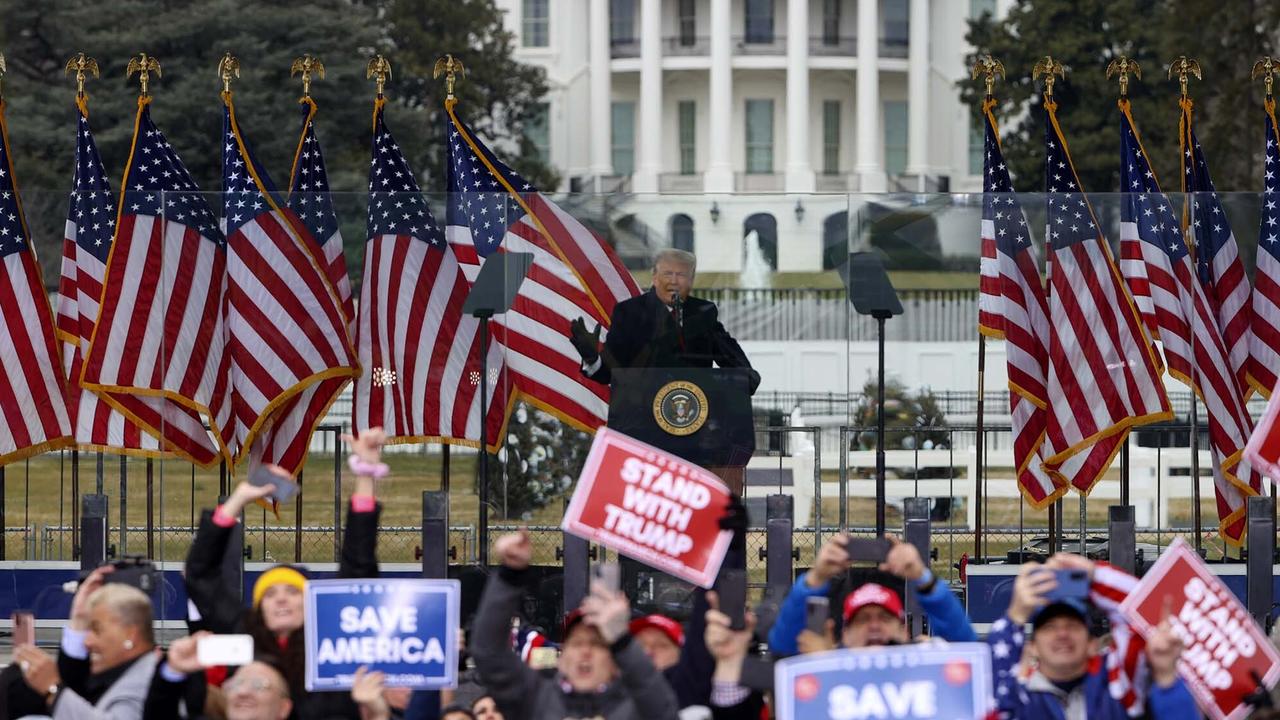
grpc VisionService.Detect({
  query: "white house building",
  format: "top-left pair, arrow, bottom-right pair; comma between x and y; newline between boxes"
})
494,0 -> 1011,274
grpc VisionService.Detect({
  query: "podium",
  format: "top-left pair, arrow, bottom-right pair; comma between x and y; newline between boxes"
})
607,367 -> 756,493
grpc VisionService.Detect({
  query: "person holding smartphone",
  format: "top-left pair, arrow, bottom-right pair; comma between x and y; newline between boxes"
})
766,533 -> 975,656
180,428 -> 390,720
988,553 -> 1198,720
472,529 -> 678,720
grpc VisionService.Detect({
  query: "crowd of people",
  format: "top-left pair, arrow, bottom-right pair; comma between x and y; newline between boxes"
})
0,428 -> 1261,719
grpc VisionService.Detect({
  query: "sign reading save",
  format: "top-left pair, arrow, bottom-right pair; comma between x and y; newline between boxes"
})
774,643 -> 994,720
562,427 -> 732,588
303,578 -> 460,691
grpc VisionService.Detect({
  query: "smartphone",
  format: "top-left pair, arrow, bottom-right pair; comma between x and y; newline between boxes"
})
805,596 -> 829,635
529,647 -> 559,670
716,568 -> 748,630
197,634 -> 255,667
248,463 -> 299,503
1042,568 -> 1091,604
846,537 -> 892,563
11,611 -> 34,646
592,561 -> 620,593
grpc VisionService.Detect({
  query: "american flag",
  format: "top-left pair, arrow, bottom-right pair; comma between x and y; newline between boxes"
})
1040,101 -> 1171,494
443,102 -> 641,433
1248,102 -> 1280,398
287,98 -> 353,326
352,100 -> 507,446
80,97 -> 233,466
221,96 -> 357,474
55,103 -> 166,456
1116,102 -> 1256,544
1181,102 -> 1252,401
0,100 -> 73,463
975,101 -> 1063,508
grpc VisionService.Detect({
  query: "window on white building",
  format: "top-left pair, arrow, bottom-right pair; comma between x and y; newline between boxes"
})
744,0 -> 774,43
970,0 -> 997,19
522,0 -> 550,47
745,99 -> 774,174
822,100 -> 841,175
883,101 -> 908,176
526,102 -> 550,163
611,101 -> 635,175
969,123 -> 985,175
881,0 -> 908,56
678,101 -> 697,175
678,0 -> 697,46
611,0 -> 636,44
822,0 -> 841,45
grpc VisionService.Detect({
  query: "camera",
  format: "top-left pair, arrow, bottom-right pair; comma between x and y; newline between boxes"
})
100,556 -> 160,593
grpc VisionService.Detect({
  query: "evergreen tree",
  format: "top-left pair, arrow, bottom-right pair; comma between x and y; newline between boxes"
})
376,0 -> 558,193
0,0 -> 555,287
482,402 -> 590,520
963,0 -> 1280,195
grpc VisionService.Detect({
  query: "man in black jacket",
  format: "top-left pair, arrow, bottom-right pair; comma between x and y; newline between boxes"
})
570,248 -> 759,394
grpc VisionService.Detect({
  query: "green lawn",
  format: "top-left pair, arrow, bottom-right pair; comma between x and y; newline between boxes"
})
2,450 -> 1232,579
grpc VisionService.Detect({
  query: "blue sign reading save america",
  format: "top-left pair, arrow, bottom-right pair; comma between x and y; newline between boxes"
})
303,578 -> 460,691
774,643 -> 994,720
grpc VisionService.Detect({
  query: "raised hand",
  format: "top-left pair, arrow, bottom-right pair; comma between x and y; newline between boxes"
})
494,529 -> 532,571
879,536 -> 925,582
569,317 -> 602,362
1008,563 -> 1057,624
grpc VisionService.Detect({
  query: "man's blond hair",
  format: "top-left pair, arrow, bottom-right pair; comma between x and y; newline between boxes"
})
88,582 -> 155,645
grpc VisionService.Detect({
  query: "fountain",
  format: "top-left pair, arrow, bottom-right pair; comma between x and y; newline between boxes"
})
740,228 -> 773,288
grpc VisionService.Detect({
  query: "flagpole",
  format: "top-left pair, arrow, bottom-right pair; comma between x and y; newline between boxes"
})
976,337 -> 985,559
970,56 -> 1004,561
1173,56 -> 1205,553
1107,58 -> 1143,508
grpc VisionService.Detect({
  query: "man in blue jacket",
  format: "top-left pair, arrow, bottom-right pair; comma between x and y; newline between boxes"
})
987,554 -> 1200,720
767,534 -> 974,655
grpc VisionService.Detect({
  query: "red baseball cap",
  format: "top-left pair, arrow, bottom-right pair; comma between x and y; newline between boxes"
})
842,583 -> 905,623
628,614 -> 685,647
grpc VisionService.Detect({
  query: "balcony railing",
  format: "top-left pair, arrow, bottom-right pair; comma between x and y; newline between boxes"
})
611,38 -> 640,58
663,35 -> 710,55
733,34 -> 787,55
659,173 -> 703,193
879,36 -> 909,58
809,35 -> 857,56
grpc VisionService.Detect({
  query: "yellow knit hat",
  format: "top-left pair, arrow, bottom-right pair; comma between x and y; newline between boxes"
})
252,566 -> 308,608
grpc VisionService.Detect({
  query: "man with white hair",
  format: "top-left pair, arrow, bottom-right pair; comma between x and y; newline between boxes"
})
571,248 -> 758,397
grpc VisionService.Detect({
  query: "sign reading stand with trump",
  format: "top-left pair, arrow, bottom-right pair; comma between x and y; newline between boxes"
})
1120,537 -> 1280,720
562,427 -> 732,588
774,644 -> 995,720
303,579 -> 460,691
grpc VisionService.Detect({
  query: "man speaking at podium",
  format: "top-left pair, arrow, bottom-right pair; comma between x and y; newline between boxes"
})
569,248 -> 760,394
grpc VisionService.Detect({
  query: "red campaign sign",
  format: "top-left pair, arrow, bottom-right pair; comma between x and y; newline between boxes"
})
562,428 -> 733,588
1120,537 -> 1280,720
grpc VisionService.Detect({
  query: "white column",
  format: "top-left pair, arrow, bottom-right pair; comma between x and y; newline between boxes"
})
703,0 -> 734,193
905,0 -> 929,181
633,0 -> 663,194
854,0 -> 886,191
589,0 -> 613,185
784,0 -> 815,193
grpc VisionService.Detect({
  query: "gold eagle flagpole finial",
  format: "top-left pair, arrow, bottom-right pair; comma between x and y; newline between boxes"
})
971,55 -> 1005,100
1106,56 -> 1142,98
1168,55 -> 1201,99
1253,56 -> 1278,100
218,52 -> 240,95
65,53 -> 101,99
1033,56 -> 1066,100
367,55 -> 392,98
127,53 -> 162,97
290,55 -> 325,99
432,54 -> 467,101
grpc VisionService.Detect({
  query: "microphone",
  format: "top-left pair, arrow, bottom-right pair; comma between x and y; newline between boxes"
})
671,294 -> 683,328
